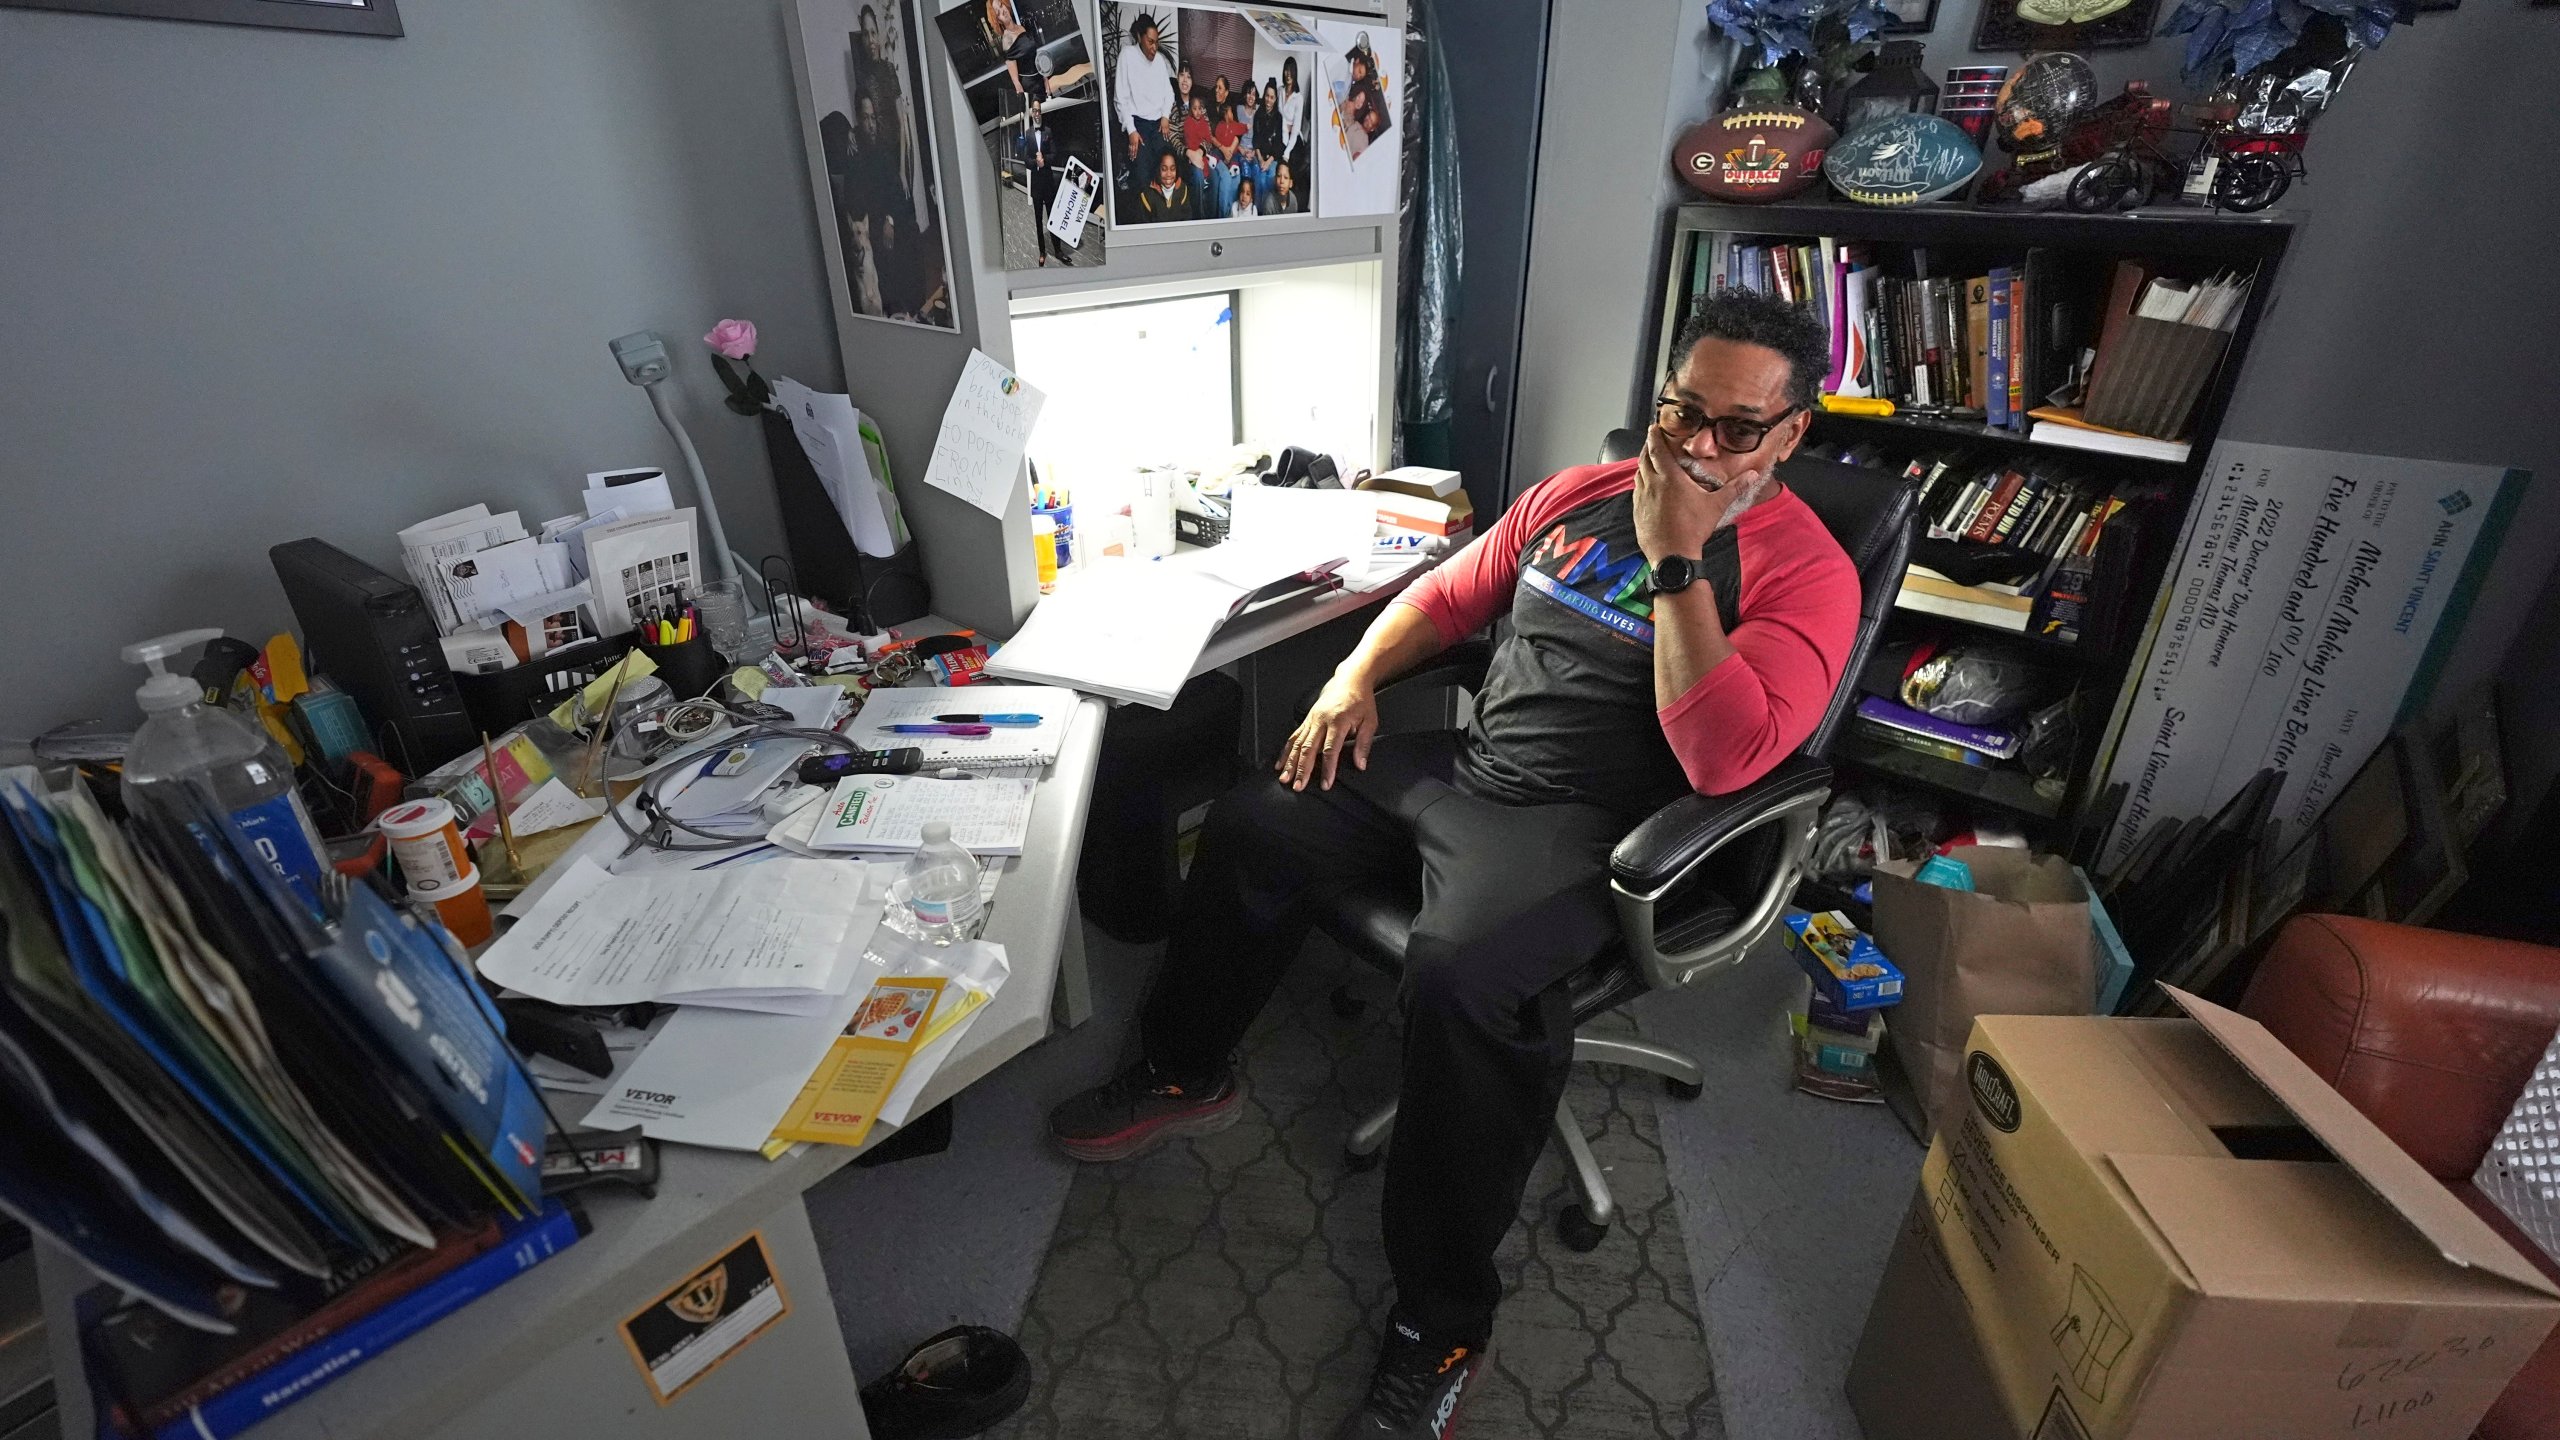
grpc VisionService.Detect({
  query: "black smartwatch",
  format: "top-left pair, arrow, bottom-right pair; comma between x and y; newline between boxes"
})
1648,554 -> 1699,595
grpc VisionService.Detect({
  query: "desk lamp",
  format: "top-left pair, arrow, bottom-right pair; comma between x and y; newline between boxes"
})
608,330 -> 749,584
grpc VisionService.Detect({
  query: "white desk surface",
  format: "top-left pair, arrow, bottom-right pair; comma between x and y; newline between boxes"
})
38,686 -> 1110,1440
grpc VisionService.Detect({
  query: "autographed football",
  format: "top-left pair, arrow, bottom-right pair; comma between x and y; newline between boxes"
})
1673,106 -> 1837,203
1824,113 -> 1983,206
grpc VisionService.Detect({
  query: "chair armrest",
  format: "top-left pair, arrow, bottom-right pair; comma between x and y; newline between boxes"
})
1611,754 -> 1831,898
1373,640 -> 1493,701
1610,754 -> 1832,992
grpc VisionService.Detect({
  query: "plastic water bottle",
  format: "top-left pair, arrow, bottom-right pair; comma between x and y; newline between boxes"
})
121,629 -> 329,910
889,821 -> 985,945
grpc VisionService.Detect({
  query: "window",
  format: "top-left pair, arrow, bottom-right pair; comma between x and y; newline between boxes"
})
1010,291 -> 1240,488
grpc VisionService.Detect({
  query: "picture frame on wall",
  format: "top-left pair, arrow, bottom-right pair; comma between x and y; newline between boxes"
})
1880,0 -> 1939,35
1098,4 -> 1321,228
932,0 -> 1112,272
1971,0 -> 2162,51
787,0 -> 961,332
0,0 -> 400,36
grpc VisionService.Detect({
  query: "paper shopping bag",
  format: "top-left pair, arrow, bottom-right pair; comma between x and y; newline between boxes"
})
1870,845 -> 2093,1133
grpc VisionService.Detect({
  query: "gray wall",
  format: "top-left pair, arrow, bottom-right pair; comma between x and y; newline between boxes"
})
0,0 -> 842,746
1518,0 -> 2560,828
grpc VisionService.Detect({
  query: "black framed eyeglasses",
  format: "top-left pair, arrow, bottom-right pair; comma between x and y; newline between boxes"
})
1654,395 -> 1803,454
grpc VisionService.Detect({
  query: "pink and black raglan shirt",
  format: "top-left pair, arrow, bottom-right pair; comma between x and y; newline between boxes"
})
1394,460 -> 1862,816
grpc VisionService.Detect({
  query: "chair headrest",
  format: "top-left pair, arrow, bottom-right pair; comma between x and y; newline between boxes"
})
1597,428 -> 1644,465
1776,455 -> 1915,578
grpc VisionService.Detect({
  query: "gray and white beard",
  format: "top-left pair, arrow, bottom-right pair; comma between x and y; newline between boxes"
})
1675,458 -> 1778,530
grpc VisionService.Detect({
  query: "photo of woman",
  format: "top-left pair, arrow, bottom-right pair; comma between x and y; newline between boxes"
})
934,0 -> 1110,271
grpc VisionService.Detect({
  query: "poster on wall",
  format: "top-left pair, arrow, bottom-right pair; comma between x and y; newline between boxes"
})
1098,4 -> 1319,227
2096,441 -> 2525,870
1311,16 -> 1399,218
933,0 -> 1111,271
791,0 -> 959,331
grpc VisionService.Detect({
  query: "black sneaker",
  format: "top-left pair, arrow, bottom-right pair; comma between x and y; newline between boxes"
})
858,1325 -> 1032,1439
1337,1317 -> 1490,1438
1047,1059 -> 1242,1162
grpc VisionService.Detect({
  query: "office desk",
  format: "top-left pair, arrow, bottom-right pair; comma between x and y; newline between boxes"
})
37,694 -> 1109,1440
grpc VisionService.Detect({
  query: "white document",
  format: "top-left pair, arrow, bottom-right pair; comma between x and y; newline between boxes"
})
921,350 -> 1046,519
981,562 -> 1237,708
582,509 -> 700,636
399,505 -> 529,634
499,777 -> 606,837
541,507 -> 628,582
809,774 -> 1037,855
662,738 -> 813,823
475,856 -> 874,1006
584,469 -> 674,518
841,685 -> 1079,765
581,962 -> 877,1149
776,377 -> 903,558
1213,485 -> 1378,588
761,685 -> 847,731
440,536 -> 555,630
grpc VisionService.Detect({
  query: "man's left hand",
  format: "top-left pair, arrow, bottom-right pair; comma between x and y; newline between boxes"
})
1633,424 -> 1755,565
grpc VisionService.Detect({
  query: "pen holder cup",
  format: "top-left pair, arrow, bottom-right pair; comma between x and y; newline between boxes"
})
636,633 -> 725,699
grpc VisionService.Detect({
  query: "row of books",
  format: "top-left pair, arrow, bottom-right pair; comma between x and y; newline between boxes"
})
1692,238 -> 2080,433
1902,453 -> 2124,643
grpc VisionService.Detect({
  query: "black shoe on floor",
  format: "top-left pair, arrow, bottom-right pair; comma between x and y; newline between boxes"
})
1047,1059 -> 1242,1162
1337,1316 -> 1490,1438
858,1325 -> 1032,1439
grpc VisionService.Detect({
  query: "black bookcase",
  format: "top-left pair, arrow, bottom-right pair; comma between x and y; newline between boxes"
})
1649,201 -> 2295,844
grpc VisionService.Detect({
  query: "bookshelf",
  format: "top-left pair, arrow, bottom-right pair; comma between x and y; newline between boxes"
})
1651,201 -> 2295,841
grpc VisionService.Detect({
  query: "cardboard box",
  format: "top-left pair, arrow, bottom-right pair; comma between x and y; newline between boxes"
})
1371,465 -> 1463,498
1782,910 -> 1904,1011
1361,474 -> 1475,534
1846,988 -> 2560,1440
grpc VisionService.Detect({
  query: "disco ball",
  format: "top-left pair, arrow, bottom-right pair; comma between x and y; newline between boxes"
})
1994,52 -> 2098,159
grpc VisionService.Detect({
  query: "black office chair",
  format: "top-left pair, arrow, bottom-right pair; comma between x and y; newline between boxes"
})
1317,435 -> 1920,1250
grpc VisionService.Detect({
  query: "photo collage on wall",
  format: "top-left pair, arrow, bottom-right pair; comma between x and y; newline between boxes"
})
934,0 -> 1113,270
793,0 -> 961,329
1096,3 -> 1334,227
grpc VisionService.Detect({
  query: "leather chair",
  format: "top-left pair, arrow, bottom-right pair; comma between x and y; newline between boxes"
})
2240,914 -> 2560,1440
1318,437 -> 1920,1250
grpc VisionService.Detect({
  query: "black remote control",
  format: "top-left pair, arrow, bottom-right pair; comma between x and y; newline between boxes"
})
797,748 -> 926,784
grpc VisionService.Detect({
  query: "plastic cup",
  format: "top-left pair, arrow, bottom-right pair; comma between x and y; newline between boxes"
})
693,579 -> 750,661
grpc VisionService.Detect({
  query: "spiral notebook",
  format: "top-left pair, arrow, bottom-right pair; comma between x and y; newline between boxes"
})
842,685 -> 1079,768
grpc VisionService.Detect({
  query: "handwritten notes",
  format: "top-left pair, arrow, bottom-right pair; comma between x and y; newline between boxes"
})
920,349 -> 1046,518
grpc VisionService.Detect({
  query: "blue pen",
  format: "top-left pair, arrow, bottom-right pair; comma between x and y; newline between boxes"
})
931,713 -> 1040,726
889,723 -> 993,736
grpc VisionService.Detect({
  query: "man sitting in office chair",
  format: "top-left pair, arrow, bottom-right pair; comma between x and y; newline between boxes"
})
1050,288 -> 1861,1437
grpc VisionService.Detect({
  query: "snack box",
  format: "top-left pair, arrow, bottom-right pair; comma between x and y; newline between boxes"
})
1782,909 -> 1904,1011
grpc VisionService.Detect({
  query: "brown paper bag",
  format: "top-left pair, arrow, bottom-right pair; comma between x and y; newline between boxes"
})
1870,846 -> 2093,1131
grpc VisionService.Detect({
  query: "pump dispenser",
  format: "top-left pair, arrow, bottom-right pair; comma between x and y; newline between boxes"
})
122,629 -> 329,908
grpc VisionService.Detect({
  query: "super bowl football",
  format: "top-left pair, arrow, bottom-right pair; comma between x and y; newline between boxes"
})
1824,114 -> 1983,206
1674,106 -> 1837,203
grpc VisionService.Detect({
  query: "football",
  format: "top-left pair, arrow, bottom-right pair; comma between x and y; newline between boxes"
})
1824,114 -> 1983,206
1672,106 -> 1837,203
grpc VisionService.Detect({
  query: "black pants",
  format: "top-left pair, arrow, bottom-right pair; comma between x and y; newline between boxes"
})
1027,168 -> 1066,260
1140,732 -> 1623,1344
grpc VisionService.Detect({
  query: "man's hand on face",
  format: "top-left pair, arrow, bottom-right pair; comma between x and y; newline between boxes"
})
1633,423 -> 1757,566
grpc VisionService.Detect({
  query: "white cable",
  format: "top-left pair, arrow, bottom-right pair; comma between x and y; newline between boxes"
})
643,379 -> 739,586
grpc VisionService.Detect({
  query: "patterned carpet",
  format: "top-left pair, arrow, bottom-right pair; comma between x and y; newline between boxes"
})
987,941 -> 1723,1439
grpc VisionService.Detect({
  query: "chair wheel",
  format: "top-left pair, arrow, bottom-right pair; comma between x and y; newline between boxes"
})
1664,1076 -> 1704,1101
1343,1146 -> 1383,1173
1558,1205 -> 1608,1253
1329,986 -> 1365,1019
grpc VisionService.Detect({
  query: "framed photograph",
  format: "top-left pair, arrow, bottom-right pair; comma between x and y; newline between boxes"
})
934,0 -> 1111,271
789,0 -> 960,331
1099,4 -> 1318,227
1971,0 -> 2162,51
1880,0 -> 1940,34
0,0 -> 399,35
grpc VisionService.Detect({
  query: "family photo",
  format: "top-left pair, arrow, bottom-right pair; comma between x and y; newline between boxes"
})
795,0 -> 958,329
934,0 -> 1111,270
1099,4 -> 1316,227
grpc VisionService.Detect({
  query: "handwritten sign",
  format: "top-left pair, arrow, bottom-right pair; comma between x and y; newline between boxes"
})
920,349 -> 1047,519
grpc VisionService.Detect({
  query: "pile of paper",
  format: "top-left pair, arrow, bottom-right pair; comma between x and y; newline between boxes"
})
775,378 -> 905,558
475,856 -> 876,1015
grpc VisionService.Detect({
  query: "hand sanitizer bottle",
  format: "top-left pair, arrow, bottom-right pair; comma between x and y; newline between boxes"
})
121,629 -> 329,909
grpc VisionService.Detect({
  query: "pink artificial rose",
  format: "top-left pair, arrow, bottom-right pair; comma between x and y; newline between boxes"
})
704,319 -> 758,360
